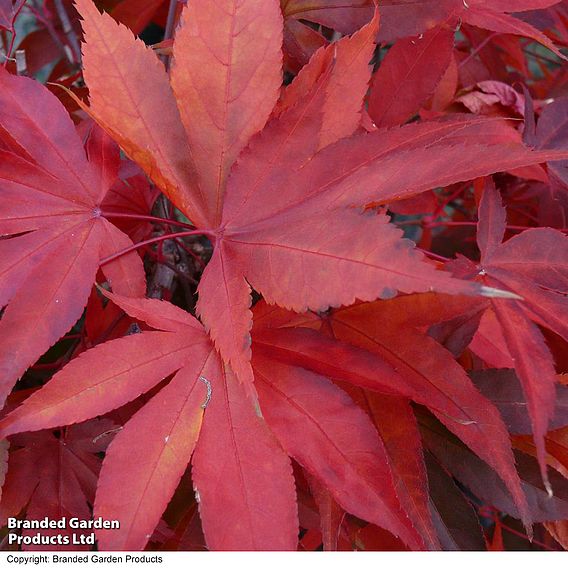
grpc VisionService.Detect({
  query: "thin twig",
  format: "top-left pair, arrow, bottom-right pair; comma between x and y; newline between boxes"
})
2,0 -> 27,67
459,32 -> 500,69
431,182 -> 470,220
146,249 -> 198,285
419,248 -> 451,263
523,47 -> 562,67
147,196 -> 181,299
174,238 -> 206,269
162,0 -> 180,69
397,218 -> 568,234
100,229 -> 211,267
103,211 -> 195,230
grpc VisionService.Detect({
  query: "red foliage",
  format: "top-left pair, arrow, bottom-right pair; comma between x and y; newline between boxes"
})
0,0 -> 568,552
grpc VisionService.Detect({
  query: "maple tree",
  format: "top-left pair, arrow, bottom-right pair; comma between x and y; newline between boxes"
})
0,0 -> 568,552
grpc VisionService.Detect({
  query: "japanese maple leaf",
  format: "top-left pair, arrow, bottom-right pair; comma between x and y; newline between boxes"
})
282,0 -> 567,54
424,453 -> 486,550
367,23 -> 456,128
450,179 -> 568,494
471,369 -> 568,436
0,68 -> 146,408
251,294 -> 532,530
0,419 -> 116,550
511,376 -> 568,485
533,97 -> 568,188
73,0 -> 566,393
421,413 -> 568,527
0,292 -> 427,551
338,388 -> 440,549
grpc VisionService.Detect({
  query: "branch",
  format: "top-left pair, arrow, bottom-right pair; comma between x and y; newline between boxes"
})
162,0 -> 182,69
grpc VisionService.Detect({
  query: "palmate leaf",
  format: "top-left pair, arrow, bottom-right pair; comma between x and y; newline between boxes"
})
2,0 -> 568,552
449,181 -> 568,493
71,0 -> 568,394
251,297 -> 531,529
0,68 -> 145,408
0,419 -> 116,551
0,292 -> 429,550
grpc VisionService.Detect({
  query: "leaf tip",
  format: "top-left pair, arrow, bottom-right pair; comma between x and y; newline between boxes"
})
479,286 -> 523,300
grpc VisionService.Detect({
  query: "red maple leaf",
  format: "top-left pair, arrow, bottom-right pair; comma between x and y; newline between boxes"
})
462,180 -> 568,494
1,0 -> 568,553
0,69 -> 146,407
283,0 -> 567,54
0,291 -> 432,550
69,0 -> 567,395
0,418 -> 116,550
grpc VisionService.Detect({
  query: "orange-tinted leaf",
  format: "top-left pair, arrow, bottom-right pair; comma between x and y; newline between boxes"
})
76,0 -> 567,393
171,0 -> 283,225
75,0 -> 205,225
